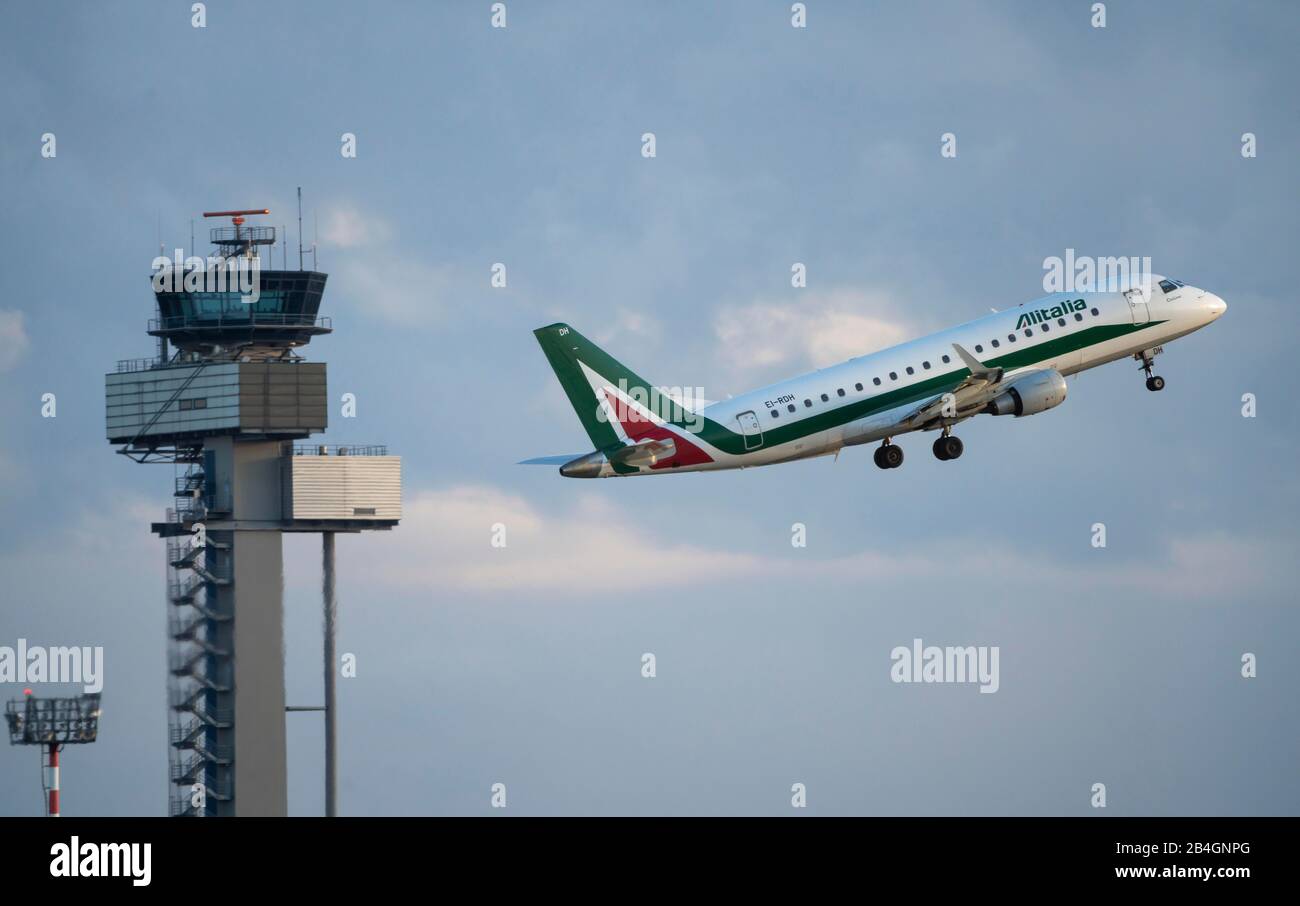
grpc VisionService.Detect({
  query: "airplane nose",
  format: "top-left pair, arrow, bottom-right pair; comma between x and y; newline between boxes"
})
1206,293 -> 1227,319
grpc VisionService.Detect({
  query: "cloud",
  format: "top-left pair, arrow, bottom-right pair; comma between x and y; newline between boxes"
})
329,255 -> 458,326
343,483 -> 1285,603
0,309 -> 29,372
310,202 -> 463,325
0,493 -> 162,629
813,532 -> 1286,603
713,288 -> 918,384
348,484 -> 762,593
319,204 -> 395,249
593,309 -> 661,348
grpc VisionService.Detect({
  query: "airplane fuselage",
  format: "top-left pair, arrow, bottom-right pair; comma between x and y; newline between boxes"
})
536,278 -> 1226,477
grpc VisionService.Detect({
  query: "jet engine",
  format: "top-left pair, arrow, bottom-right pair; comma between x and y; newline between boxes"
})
984,369 -> 1067,417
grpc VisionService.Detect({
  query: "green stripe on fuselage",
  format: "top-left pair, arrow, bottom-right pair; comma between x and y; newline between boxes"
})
687,319 -> 1167,455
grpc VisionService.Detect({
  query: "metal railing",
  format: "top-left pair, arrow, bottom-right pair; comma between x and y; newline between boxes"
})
287,443 -> 388,457
148,313 -> 331,332
167,566 -> 231,604
210,225 -> 275,245
115,357 -> 165,373
174,472 -> 206,495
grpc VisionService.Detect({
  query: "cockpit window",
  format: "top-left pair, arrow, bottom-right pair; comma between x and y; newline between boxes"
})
1158,279 -> 1179,294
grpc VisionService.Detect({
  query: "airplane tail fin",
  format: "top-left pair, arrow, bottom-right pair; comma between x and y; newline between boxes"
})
532,322 -> 679,451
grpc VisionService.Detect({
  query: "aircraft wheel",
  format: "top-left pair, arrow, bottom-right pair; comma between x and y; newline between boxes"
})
934,435 -> 963,460
1146,375 -> 1165,392
881,444 -> 904,469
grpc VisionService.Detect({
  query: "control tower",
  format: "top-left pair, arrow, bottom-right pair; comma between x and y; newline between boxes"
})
106,207 -> 400,816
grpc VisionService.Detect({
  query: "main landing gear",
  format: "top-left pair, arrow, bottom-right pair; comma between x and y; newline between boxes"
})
873,440 -> 904,469
932,432 -> 964,461
1137,348 -> 1165,392
875,430 -> 966,468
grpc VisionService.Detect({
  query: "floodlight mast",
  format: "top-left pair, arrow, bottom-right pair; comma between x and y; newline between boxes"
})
5,691 -> 103,817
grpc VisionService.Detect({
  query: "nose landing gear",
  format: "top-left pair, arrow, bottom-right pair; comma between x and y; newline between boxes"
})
1137,348 -> 1165,392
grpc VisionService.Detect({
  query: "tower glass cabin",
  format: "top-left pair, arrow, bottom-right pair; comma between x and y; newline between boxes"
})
106,213 -> 400,816
150,222 -> 331,355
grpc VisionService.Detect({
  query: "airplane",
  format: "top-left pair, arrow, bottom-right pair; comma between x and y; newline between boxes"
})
524,275 -> 1226,478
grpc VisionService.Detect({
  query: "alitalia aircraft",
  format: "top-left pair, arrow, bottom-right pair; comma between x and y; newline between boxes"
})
525,276 -> 1226,477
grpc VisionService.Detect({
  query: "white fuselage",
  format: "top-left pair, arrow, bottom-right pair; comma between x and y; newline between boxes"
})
596,279 -> 1225,476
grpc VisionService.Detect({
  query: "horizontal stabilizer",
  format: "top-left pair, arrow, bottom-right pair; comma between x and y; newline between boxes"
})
519,454 -> 588,465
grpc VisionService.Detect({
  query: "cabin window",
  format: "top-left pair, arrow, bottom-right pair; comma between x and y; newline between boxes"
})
922,361 -> 931,370
820,393 -> 829,402
1057,318 -> 1066,327
804,399 -> 812,407
1023,328 -> 1032,337
974,344 -> 983,353
1091,307 -> 1100,316
1041,323 -> 1050,333
941,354 -> 951,364
787,403 -> 796,412
837,388 -> 845,397
991,339 -> 1000,348
905,366 -> 914,375
873,377 -> 881,386
1008,334 -> 1016,343
770,409 -> 778,418
855,382 -> 864,391
1074,312 -> 1083,321
889,372 -> 898,381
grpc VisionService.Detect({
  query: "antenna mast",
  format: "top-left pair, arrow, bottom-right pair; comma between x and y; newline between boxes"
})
297,187 -> 304,271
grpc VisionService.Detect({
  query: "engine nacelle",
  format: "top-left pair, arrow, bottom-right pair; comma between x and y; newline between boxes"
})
984,369 -> 1067,417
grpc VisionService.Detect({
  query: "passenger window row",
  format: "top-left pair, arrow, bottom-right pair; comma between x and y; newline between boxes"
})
767,306 -> 1102,420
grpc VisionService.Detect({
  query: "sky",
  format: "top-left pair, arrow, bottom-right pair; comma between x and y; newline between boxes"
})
0,0 -> 1297,816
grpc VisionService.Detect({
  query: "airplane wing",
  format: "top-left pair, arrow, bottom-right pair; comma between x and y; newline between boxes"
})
899,343 -> 1009,430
